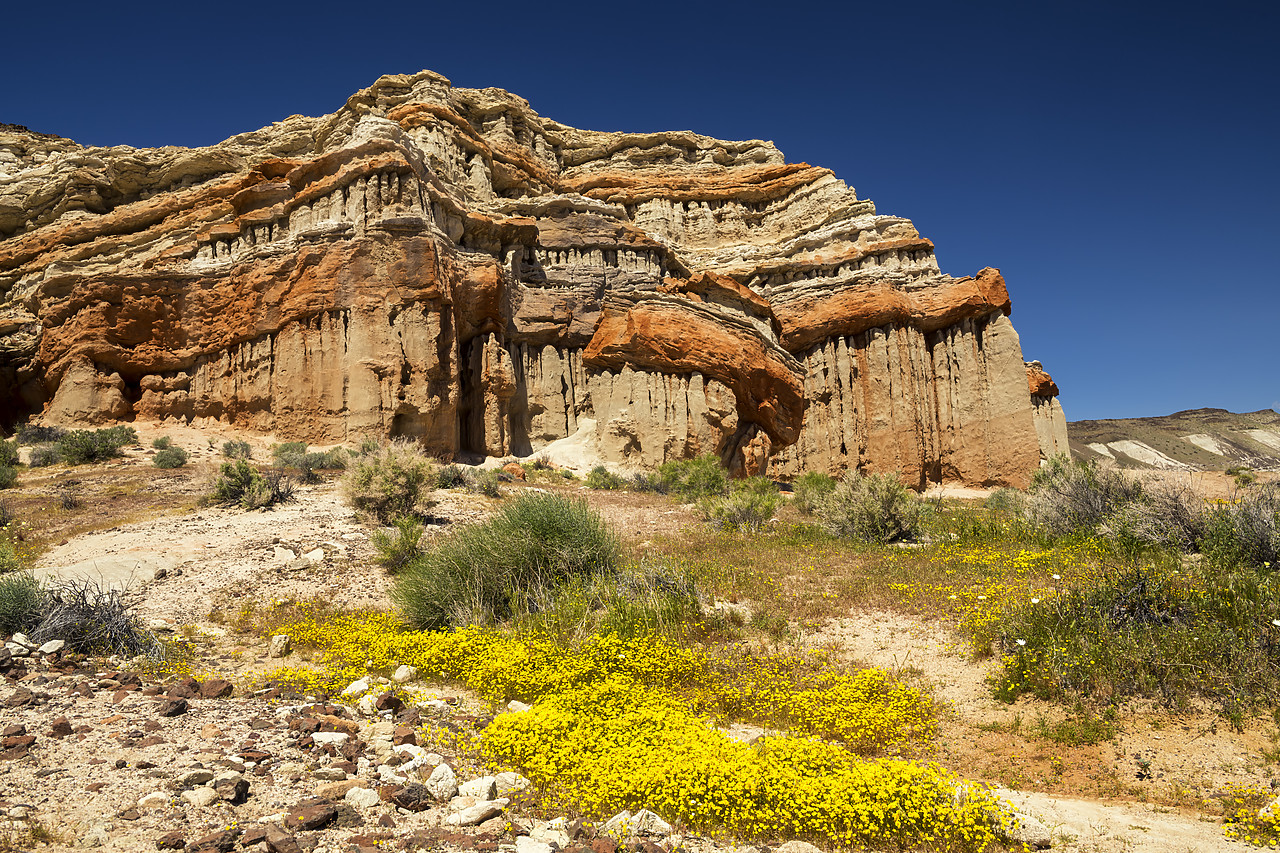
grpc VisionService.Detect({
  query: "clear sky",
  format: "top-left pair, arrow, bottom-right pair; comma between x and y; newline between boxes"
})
5,0 -> 1276,421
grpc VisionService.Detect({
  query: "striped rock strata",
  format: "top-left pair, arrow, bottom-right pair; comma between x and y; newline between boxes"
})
0,71 -> 1065,485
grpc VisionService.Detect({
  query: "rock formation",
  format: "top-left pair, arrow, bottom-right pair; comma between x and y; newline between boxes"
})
0,72 -> 1066,485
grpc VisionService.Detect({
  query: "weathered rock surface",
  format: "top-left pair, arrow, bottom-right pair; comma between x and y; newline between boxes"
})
0,70 -> 1065,485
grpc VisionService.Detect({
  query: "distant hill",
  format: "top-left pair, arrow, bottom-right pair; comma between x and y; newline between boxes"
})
1069,408 -> 1280,471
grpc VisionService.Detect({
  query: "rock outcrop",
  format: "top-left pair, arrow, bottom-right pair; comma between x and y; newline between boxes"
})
0,71 -> 1066,485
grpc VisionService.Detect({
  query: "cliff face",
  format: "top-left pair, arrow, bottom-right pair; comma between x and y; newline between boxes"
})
0,72 -> 1066,485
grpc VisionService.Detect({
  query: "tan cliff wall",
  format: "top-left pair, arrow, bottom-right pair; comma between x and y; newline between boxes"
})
0,70 -> 1064,485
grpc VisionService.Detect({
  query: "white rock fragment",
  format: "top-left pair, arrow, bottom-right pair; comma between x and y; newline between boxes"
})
424,762 -> 458,801
345,787 -> 381,809
268,634 -> 291,658
444,798 -> 507,826
632,809 -> 672,836
136,792 -> 169,810
392,744 -> 433,773
516,838 -> 556,853
37,639 -> 65,655
311,732 -> 350,747
457,775 -> 497,799
272,546 -> 296,563
496,770 -> 531,795
178,769 -> 214,786
392,664 -> 418,683
506,700 -> 532,713
302,547 -> 326,563
357,695 -> 377,716
341,677 -> 371,697
601,811 -> 633,837
181,787 -> 220,807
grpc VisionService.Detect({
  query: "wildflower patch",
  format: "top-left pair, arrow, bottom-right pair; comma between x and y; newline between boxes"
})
264,613 -> 1015,849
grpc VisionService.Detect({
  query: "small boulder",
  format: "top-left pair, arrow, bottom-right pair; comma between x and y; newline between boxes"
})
180,787 -> 220,808
423,762 -> 457,801
458,775 -> 497,799
345,787 -> 380,809
391,665 -> 417,683
284,798 -> 338,831
444,799 -> 508,827
157,698 -> 188,717
199,678 -> 234,699
268,635 -> 291,658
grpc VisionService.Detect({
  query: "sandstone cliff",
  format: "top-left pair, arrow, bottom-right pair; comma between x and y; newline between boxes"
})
0,72 -> 1066,485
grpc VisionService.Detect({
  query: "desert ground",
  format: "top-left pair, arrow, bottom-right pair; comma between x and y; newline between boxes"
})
2,421 -> 1277,853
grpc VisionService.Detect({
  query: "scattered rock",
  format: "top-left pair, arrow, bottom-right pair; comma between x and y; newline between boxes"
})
37,640 -> 65,655
138,791 -> 170,810
185,828 -> 240,853
311,731 -> 349,747
506,700 -> 532,713
345,787 -> 381,809
423,762 -> 458,801
268,635 -> 292,658
199,678 -> 234,699
391,665 -> 417,683
155,830 -> 185,850
444,799 -> 508,827
178,768 -> 215,786
341,677 -> 371,697
180,787 -> 219,807
47,716 -> 74,737
632,809 -> 673,836
458,775 -> 497,799
315,779 -> 362,799
285,798 -> 339,831
383,783 -> 437,812
212,770 -> 249,802
157,698 -> 188,717
516,838 -> 555,853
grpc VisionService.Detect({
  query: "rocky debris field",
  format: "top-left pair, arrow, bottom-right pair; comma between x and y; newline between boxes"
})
0,640 -> 706,853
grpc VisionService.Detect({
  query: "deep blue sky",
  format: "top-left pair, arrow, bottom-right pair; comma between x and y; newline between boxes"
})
5,1 -> 1277,421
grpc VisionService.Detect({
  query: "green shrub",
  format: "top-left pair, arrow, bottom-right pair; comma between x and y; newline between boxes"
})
151,436 -> 173,450
657,454 -> 728,501
793,470 -> 836,515
1023,456 -> 1143,539
271,441 -> 308,467
1203,484 -> 1280,568
372,516 -> 425,573
343,440 -> 434,524
57,426 -> 138,465
152,446 -> 188,469
0,439 -> 18,468
15,424 -> 64,445
222,439 -> 252,460
0,572 -> 43,635
211,460 -> 295,510
0,467 -> 15,490
985,487 -> 1025,514
990,562 -> 1280,712
630,472 -> 667,493
392,492 -> 621,629
467,468 -> 501,498
585,465 -> 625,490
436,464 -> 468,489
0,537 -> 19,574
706,477 -> 783,533
1227,465 -> 1258,488
818,470 -> 921,544
28,444 -> 61,467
